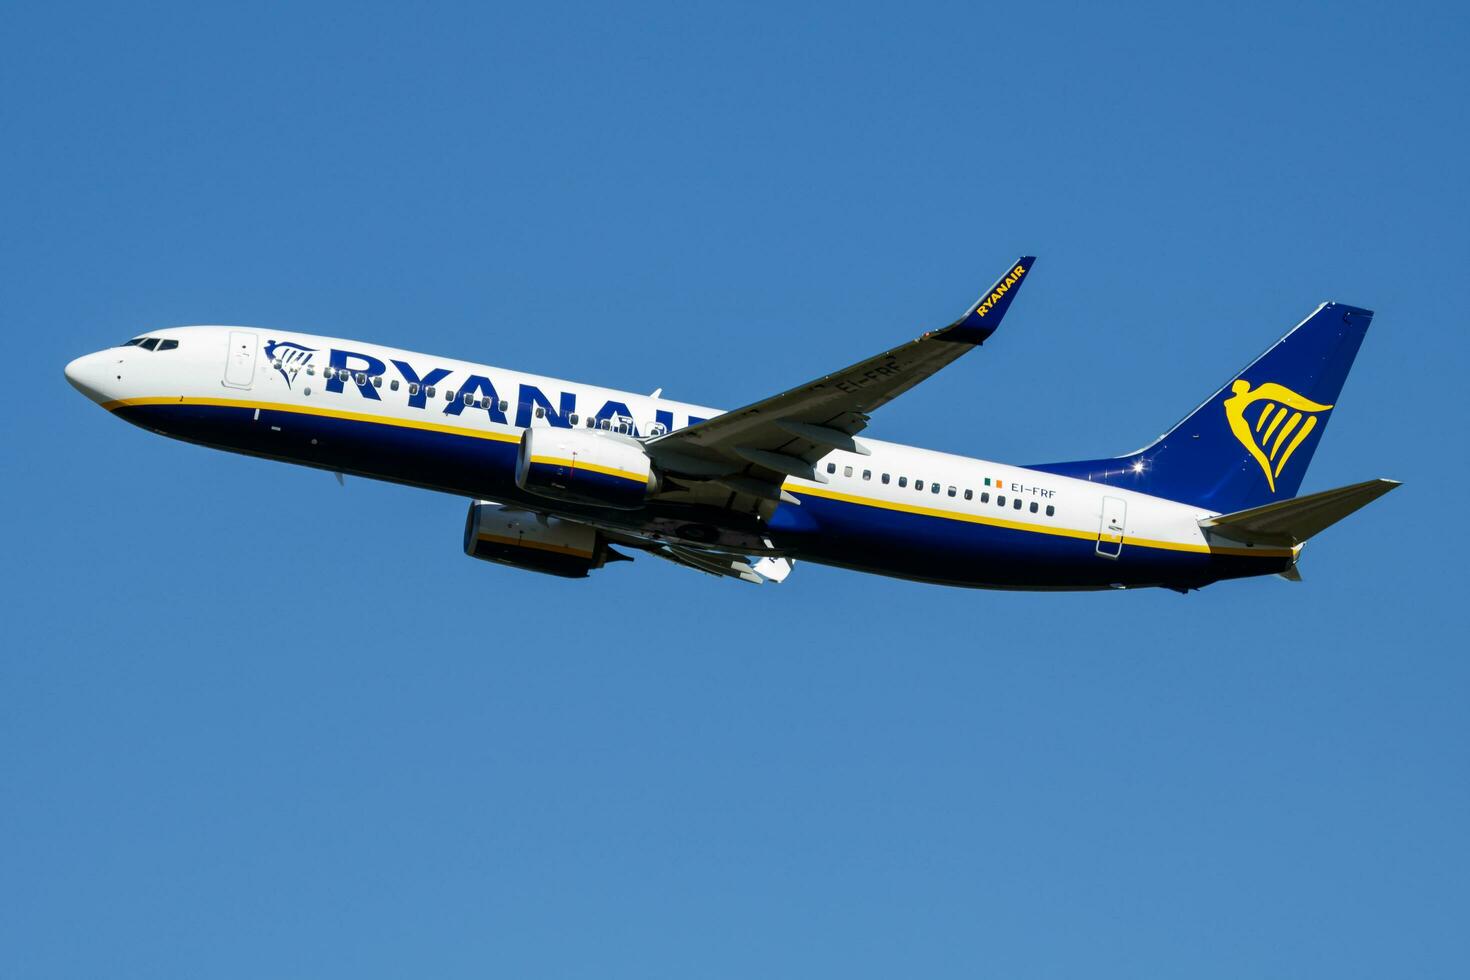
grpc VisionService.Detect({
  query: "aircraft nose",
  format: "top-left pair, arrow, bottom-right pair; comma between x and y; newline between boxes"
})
64,350 -> 115,404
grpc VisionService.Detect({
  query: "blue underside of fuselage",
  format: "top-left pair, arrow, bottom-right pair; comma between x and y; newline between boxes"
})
114,401 -> 1286,590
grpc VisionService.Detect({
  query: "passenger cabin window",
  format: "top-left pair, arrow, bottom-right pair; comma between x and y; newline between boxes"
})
354,372 -> 366,385
827,462 -> 836,474
843,466 -> 853,478
390,379 -> 400,391
1046,504 -> 1055,516
915,480 -> 924,491
445,389 -> 455,401
898,477 -> 908,488
535,406 -> 546,419
371,375 -> 381,387
863,470 -> 871,481
881,473 -> 890,485
1013,498 -> 1023,510
964,489 -> 973,500
932,483 -> 941,494
1030,501 -> 1039,513
425,385 -> 436,398
947,486 -> 956,497
306,365 -> 315,376
981,492 -> 989,503
569,413 -> 580,426
463,393 -> 474,405
499,400 -> 509,413
408,382 -> 419,395
997,495 -> 1006,506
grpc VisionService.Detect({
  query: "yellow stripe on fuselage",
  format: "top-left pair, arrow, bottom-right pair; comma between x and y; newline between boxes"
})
787,484 -> 1293,559
106,395 -> 1289,561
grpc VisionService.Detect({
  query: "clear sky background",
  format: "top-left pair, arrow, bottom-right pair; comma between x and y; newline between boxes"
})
3,2 -> 1466,977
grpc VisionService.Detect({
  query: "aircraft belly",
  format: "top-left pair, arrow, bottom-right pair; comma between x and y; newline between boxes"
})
115,400 -> 520,500
113,400 -> 773,549
769,490 -> 1267,590
112,400 -> 1291,590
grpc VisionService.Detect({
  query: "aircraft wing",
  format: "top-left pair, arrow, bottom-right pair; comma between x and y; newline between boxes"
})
645,256 -> 1034,495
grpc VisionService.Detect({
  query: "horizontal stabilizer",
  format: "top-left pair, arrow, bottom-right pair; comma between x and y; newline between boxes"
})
1200,478 -> 1400,547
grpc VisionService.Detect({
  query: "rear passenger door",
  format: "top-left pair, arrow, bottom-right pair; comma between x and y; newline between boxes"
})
1096,495 -> 1127,559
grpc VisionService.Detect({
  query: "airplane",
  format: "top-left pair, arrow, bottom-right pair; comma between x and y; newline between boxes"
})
63,257 -> 1399,592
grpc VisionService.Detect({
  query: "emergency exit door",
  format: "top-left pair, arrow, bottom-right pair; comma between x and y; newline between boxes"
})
223,330 -> 258,389
1096,496 -> 1127,559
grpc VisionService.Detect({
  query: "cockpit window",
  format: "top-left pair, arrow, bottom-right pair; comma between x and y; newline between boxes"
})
123,336 -> 179,351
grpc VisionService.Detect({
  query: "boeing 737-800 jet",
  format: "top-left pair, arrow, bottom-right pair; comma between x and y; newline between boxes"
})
64,257 -> 1398,591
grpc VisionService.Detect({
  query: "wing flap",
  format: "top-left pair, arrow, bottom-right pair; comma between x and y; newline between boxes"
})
645,544 -> 793,584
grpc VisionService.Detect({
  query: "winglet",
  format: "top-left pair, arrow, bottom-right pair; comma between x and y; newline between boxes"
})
940,255 -> 1036,344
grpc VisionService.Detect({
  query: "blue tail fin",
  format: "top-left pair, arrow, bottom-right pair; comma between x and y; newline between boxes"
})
1032,302 -> 1374,512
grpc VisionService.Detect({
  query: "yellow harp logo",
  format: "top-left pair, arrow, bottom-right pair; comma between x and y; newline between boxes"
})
1223,380 -> 1333,493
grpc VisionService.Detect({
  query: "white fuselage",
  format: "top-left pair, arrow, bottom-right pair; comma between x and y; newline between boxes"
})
65,325 -> 1293,590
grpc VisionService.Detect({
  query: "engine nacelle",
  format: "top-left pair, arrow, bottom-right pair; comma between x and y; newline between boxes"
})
515,427 -> 658,510
463,501 -> 621,578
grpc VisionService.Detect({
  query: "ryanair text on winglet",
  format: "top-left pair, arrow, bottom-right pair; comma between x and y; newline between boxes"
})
974,263 -> 1027,317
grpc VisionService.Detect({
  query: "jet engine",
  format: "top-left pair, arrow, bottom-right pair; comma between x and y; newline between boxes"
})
462,501 -> 625,578
515,427 -> 659,510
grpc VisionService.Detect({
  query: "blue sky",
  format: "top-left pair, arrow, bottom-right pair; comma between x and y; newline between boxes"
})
3,2 -> 1467,977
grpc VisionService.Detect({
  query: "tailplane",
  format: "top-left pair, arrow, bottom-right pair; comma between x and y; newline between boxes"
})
1199,478 -> 1400,547
1033,302 -> 1375,512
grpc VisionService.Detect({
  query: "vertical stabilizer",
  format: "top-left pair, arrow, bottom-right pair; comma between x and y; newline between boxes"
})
1032,302 -> 1373,512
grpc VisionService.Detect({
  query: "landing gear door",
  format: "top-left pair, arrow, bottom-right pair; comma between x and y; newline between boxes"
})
1096,495 -> 1127,559
224,330 -> 258,389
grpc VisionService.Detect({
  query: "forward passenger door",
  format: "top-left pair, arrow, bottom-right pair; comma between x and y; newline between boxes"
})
223,331 -> 258,389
